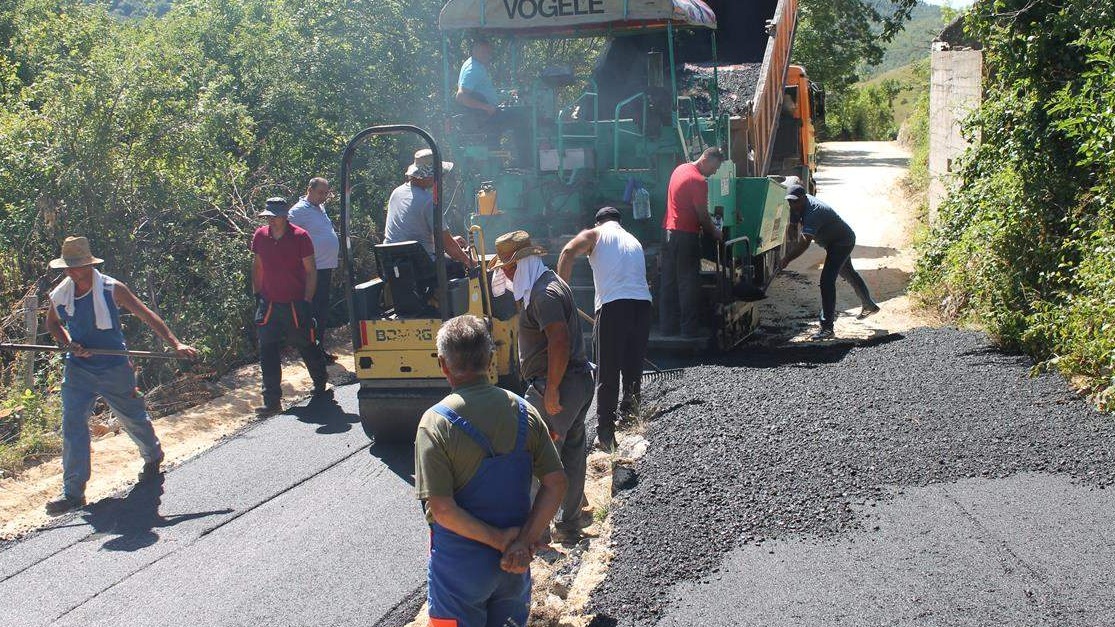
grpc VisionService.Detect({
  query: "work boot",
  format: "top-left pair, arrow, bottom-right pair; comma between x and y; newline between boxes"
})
45,494 -> 86,516
810,327 -> 835,341
139,455 -> 164,481
857,304 -> 881,320
595,430 -> 618,453
311,385 -> 333,401
254,400 -> 281,416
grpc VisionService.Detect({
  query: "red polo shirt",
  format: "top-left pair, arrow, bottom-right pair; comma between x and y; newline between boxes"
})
251,224 -> 315,303
663,163 -> 708,234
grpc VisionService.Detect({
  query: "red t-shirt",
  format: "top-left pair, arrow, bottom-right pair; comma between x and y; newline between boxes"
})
251,224 -> 315,303
663,163 -> 708,234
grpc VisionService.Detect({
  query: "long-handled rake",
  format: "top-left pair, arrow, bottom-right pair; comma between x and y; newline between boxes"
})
575,309 -> 683,382
0,343 -> 186,360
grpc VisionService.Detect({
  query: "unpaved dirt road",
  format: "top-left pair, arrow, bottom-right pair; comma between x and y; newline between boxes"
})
590,142 -> 1115,626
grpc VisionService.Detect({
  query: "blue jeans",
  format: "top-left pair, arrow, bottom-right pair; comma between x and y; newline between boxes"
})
819,241 -> 877,330
61,361 -> 162,499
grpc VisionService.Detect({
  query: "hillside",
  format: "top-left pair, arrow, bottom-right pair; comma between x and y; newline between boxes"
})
868,1 -> 944,75
862,58 -> 929,128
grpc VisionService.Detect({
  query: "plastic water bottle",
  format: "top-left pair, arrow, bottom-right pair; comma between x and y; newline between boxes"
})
633,187 -> 651,220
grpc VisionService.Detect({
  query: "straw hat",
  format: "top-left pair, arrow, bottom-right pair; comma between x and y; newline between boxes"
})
406,148 -> 455,178
490,230 -> 546,270
48,236 -> 104,269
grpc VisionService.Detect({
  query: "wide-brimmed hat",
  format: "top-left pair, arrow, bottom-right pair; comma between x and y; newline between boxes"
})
489,230 -> 546,270
406,148 -> 455,179
49,236 -> 104,269
258,197 -> 290,218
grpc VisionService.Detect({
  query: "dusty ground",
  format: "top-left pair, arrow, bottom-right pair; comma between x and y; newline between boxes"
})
760,141 -> 936,342
0,340 -> 355,539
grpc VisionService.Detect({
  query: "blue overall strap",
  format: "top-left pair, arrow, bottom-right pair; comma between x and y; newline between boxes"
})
430,404 -> 496,458
511,396 -> 529,453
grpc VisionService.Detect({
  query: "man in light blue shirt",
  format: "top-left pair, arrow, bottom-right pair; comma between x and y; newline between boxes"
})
288,177 -> 340,359
456,39 -> 531,167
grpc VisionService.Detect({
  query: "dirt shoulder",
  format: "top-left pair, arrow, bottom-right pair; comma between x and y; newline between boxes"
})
0,343 -> 355,539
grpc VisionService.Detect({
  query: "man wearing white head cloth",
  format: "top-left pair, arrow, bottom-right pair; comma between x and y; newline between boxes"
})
492,230 -> 593,543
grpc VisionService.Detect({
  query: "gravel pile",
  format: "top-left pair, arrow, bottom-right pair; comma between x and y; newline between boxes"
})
591,328 -> 1115,625
679,63 -> 762,117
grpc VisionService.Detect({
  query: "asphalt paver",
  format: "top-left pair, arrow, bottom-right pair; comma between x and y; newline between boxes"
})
592,328 -> 1115,626
0,384 -> 428,627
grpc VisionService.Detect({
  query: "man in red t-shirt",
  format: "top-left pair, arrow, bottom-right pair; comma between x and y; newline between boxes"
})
251,197 -> 330,415
660,147 -> 724,337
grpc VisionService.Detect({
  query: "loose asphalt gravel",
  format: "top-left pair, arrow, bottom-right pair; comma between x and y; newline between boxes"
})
590,327 -> 1115,626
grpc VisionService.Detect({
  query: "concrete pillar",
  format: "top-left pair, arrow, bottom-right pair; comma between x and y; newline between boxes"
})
928,47 -> 983,223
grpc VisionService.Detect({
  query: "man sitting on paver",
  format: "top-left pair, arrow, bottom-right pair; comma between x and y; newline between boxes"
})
416,314 -> 566,627
779,184 -> 880,340
251,197 -> 330,415
43,236 -> 199,515
494,230 -> 594,542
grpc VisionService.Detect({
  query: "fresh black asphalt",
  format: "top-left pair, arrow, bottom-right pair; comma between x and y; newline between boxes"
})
4,328 -> 1113,627
0,384 -> 427,627
591,327 -> 1115,626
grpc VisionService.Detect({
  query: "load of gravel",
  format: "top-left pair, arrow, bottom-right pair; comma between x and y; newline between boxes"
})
679,63 -> 762,117
591,328 -> 1115,625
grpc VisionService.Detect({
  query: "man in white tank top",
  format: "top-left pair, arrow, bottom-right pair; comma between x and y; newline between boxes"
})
557,207 -> 652,452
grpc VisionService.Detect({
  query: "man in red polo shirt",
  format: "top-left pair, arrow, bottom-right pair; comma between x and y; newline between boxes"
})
660,147 -> 724,337
251,197 -> 330,415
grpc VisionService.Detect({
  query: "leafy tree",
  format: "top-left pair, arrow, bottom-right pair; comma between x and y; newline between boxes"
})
795,0 -> 918,92
915,1 -> 1115,407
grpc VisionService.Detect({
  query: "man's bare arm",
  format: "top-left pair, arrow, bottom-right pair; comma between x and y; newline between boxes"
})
780,224 -> 812,269
541,320 -> 570,416
427,495 -> 519,551
252,253 -> 264,295
456,88 -> 496,115
501,469 -> 568,573
113,282 -> 198,358
556,229 -> 598,283
441,230 -> 475,267
303,256 -> 316,302
696,205 -> 723,241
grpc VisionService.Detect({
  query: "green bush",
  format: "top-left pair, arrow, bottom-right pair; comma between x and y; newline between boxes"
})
824,80 -> 901,140
914,1 -> 1115,408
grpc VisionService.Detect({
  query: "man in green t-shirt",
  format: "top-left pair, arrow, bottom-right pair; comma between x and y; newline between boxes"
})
415,314 -> 566,627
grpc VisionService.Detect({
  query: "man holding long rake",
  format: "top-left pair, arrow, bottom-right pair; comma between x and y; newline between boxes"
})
41,236 -> 198,515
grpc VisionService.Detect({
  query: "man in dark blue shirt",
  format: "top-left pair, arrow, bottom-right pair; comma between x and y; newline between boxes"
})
779,184 -> 879,340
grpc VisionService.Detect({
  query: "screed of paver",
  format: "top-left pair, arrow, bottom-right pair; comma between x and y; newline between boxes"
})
657,474 -> 1115,627
0,344 -> 355,539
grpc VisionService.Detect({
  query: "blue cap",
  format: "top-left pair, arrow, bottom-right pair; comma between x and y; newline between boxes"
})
784,184 -> 807,202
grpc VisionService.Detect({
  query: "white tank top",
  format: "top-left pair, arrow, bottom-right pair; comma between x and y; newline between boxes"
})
588,221 -> 652,311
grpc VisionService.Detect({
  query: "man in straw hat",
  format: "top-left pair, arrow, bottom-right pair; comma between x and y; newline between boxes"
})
251,197 -> 331,416
492,230 -> 594,542
384,148 -> 474,273
43,236 -> 199,515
